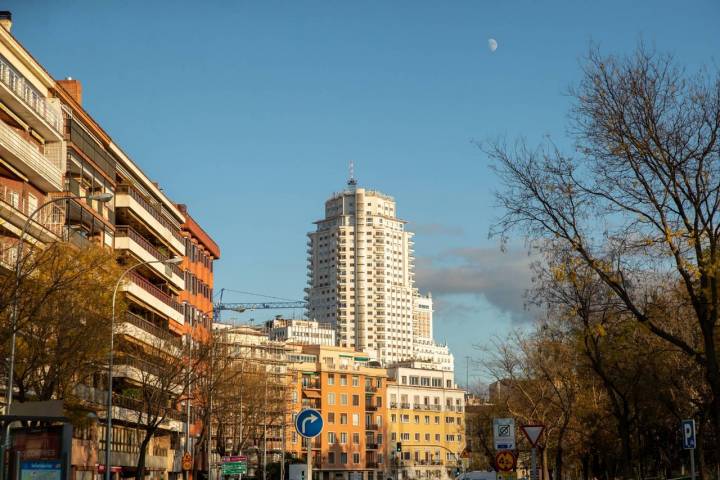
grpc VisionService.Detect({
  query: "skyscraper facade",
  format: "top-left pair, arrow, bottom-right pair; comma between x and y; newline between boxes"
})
306,179 -> 457,372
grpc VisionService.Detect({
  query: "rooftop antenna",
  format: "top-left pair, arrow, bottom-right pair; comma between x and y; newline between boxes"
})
348,160 -> 357,186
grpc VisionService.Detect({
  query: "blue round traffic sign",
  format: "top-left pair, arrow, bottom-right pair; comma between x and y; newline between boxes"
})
295,409 -> 323,438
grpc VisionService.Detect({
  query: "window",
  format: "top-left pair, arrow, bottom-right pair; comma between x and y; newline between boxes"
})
414,415 -> 420,424
340,414 -> 347,425
328,452 -> 335,464
353,453 -> 360,464
401,433 -> 410,441
425,433 -> 430,441
328,393 -> 335,405
434,416 -> 440,424
391,414 -> 397,423
415,433 -> 420,441
340,432 -> 347,444
352,376 -> 359,386
352,414 -> 359,426
327,374 -> 335,385
435,434 -> 440,441
353,395 -> 360,406
376,378 -> 382,388
446,379 -> 452,388
328,412 -> 335,424
391,432 -> 397,441
424,416 -> 430,424
340,453 -> 348,464
401,415 -> 409,423
353,433 -> 360,444
340,394 -> 348,405
328,432 -> 336,444
340,375 -> 348,386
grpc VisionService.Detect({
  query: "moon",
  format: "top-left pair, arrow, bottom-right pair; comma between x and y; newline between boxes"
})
488,38 -> 498,52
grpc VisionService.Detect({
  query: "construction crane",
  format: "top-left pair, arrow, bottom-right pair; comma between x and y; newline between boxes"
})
213,288 -> 308,321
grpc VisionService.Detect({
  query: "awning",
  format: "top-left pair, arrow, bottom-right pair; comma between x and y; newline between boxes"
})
303,390 -> 321,399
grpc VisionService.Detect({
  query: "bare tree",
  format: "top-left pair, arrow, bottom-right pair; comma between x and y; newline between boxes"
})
489,44 -> 720,454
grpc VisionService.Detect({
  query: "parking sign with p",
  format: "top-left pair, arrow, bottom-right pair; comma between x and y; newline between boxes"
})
682,419 -> 696,449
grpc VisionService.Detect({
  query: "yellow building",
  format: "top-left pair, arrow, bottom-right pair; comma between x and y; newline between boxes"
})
386,362 -> 465,480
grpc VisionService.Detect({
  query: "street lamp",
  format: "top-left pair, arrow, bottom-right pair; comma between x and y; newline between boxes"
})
104,256 -> 183,480
2,192 -> 113,480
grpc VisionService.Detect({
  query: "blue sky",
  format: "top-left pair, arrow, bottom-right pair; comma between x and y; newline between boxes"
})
10,0 -> 719,385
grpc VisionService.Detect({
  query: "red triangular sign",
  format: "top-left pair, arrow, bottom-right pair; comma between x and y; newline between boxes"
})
521,425 -> 545,446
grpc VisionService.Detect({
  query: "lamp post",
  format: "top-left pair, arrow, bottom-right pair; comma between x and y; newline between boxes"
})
2,192 -> 113,480
104,255 -> 182,480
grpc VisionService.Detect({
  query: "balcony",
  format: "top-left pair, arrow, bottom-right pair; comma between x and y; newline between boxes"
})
0,185 -> 64,239
301,380 -> 321,390
124,270 -> 184,324
366,462 -> 379,469
0,120 -> 63,192
115,225 -> 184,289
366,443 -> 379,450
365,404 -> 378,412
0,54 -> 61,137
365,424 -> 379,431
115,184 -> 185,253
117,311 -> 182,349
365,385 -> 378,393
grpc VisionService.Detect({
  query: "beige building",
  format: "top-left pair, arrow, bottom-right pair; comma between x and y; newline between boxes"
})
306,180 -> 454,371
306,180 -> 417,365
386,363 -> 465,480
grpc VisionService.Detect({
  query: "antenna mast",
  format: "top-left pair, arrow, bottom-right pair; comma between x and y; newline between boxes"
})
348,160 -> 357,186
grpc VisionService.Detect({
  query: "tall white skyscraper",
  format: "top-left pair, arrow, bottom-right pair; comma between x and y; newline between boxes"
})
306,180 -> 416,364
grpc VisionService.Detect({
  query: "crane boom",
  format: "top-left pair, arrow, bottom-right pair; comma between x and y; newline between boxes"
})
215,301 -> 308,313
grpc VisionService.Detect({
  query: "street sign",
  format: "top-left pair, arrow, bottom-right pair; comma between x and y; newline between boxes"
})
221,462 -> 247,475
495,450 -> 516,472
520,425 -> 545,447
222,456 -> 248,463
493,418 -> 516,450
295,408 -> 324,438
682,419 -> 696,449
182,452 -> 192,471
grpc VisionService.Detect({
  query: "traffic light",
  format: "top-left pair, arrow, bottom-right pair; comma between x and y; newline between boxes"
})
396,442 -> 402,453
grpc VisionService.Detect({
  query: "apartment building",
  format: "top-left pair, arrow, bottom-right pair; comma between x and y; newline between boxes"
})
0,13 -> 220,480
266,318 -> 336,346
306,181 -> 416,365
306,180 -> 457,373
287,345 -> 388,480
386,363 -> 465,480
411,295 -> 453,372
211,325 -> 293,475
0,11 -> 66,264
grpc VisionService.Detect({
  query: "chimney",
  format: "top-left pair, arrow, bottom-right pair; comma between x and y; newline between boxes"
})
0,11 -> 11,32
57,77 -> 82,105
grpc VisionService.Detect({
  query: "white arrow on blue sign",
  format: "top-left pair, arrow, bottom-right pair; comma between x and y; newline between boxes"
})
295,408 -> 323,438
682,419 -> 696,449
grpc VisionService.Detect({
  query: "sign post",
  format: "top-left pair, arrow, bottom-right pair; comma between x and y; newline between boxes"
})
295,409 -> 324,480
493,419 -> 516,451
682,419 -> 696,480
521,425 -> 545,480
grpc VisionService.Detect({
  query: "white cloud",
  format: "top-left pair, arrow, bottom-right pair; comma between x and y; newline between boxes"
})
415,246 -> 536,322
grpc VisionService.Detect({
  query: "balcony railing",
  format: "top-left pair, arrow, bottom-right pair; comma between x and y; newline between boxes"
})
116,226 -> 182,276
127,270 -> 183,313
116,184 -> 184,244
301,381 -> 321,390
112,392 -> 184,422
365,424 -> 379,431
120,312 -> 182,346
0,54 -> 60,131
0,185 -> 64,236
0,120 -> 62,191
365,404 -> 378,412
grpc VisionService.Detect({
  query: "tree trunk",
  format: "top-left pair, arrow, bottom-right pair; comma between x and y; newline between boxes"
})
135,430 -> 154,480
700,320 -> 720,464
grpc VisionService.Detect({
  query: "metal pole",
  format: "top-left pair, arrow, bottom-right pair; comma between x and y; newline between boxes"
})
105,257 -> 180,480
2,194 -> 102,480
690,448 -> 696,480
306,442 -> 311,480
207,339 -> 214,480
263,377 -> 268,480
185,324 -> 192,480
531,448 -> 537,480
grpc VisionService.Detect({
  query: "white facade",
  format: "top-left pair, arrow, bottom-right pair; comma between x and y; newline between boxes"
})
266,318 -> 336,346
307,182 -> 417,365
